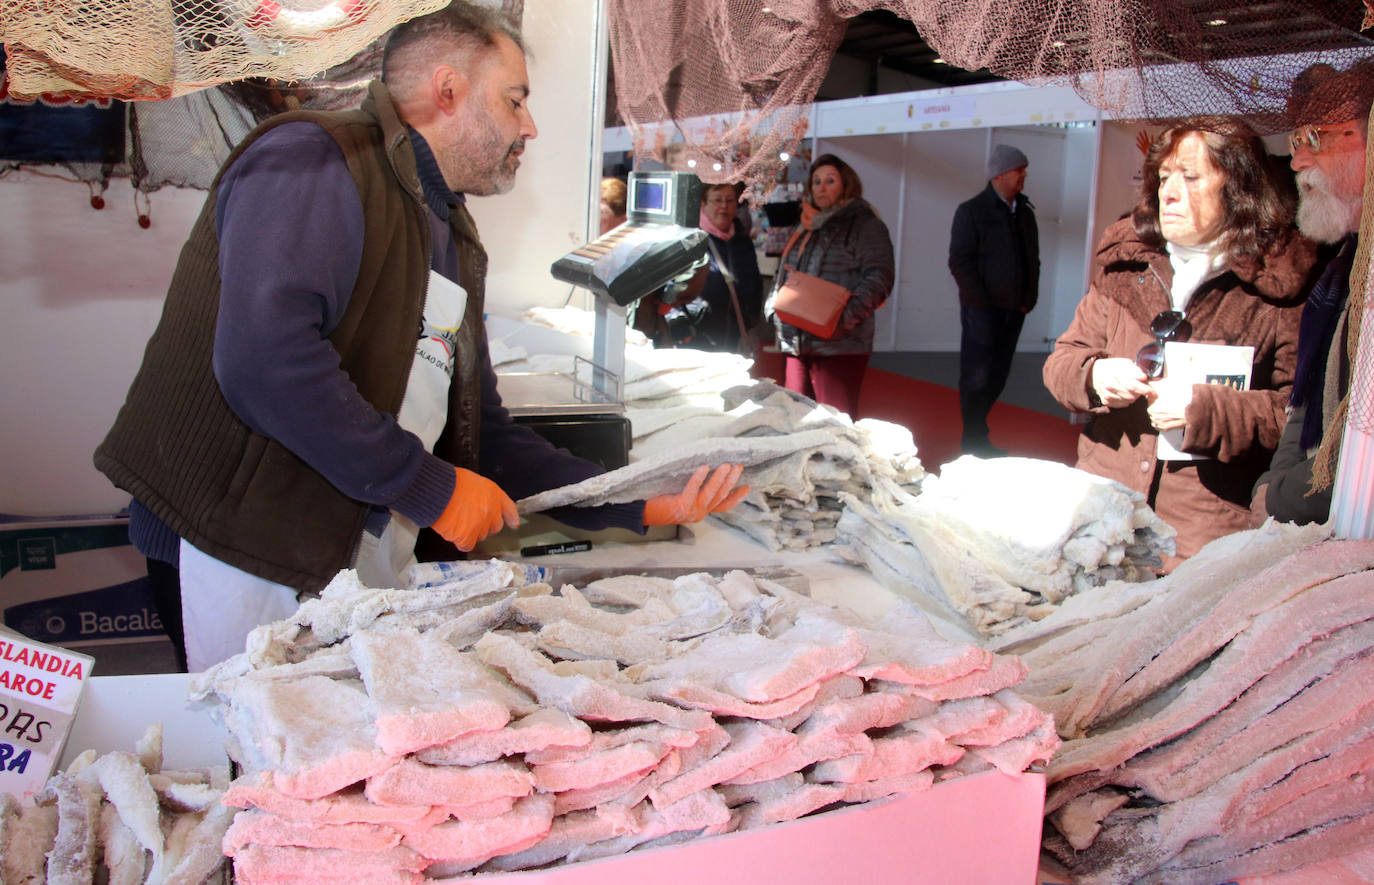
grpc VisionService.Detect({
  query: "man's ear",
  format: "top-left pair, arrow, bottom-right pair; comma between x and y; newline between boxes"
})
432,64 -> 470,115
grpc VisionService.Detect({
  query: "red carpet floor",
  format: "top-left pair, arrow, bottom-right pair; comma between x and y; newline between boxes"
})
752,354 -> 1080,474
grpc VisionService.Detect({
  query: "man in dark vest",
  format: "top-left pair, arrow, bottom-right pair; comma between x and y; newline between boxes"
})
95,2 -> 746,671
948,143 -> 1041,457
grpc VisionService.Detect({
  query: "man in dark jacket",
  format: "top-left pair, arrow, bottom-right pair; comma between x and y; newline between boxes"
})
1253,60 -> 1374,525
94,2 -> 745,671
948,144 -> 1040,456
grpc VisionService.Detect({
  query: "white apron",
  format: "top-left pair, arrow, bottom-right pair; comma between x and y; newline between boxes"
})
181,271 -> 468,670
353,270 -> 468,589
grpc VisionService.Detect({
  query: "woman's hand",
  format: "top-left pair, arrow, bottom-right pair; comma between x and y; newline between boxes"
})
1146,377 -> 1193,431
1090,358 -> 1154,409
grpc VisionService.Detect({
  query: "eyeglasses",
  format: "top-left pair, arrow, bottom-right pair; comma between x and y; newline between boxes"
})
704,196 -> 738,207
1288,124 -> 1356,155
1135,310 -> 1191,380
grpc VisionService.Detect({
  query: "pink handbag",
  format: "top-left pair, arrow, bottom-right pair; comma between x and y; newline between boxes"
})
774,269 -> 852,339
773,227 -> 852,339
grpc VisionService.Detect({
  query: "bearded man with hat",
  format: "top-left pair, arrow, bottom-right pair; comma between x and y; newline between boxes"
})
1254,58 -> 1374,524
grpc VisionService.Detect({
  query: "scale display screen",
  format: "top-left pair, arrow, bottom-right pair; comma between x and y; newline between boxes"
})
550,170 -> 705,306
631,178 -> 669,215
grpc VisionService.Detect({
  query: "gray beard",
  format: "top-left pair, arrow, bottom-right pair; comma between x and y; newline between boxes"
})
1296,169 -> 1361,244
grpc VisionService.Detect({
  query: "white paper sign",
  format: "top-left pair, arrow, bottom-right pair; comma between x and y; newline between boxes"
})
1157,342 -> 1254,461
0,628 -> 94,803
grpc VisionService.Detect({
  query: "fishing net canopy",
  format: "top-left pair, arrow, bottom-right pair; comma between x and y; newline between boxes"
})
602,0 -> 1374,473
5,0 -> 1372,191
5,0 -> 1374,476
0,0 -> 447,101
604,0 -> 1374,190
0,0 -> 517,191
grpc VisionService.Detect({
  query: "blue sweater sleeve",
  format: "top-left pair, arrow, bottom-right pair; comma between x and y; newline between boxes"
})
212,123 -> 454,526
476,337 -> 646,533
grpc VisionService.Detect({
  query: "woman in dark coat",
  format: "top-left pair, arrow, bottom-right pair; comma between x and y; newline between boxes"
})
1043,123 -> 1318,566
667,182 -> 763,352
766,153 -> 895,416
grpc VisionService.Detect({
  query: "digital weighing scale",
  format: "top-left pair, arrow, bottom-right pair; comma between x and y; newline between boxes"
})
485,172 -> 710,553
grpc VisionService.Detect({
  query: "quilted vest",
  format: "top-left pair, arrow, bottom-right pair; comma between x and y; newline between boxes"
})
94,82 -> 487,592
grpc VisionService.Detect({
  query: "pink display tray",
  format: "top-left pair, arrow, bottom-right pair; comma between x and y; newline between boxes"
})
480,769 -> 1046,884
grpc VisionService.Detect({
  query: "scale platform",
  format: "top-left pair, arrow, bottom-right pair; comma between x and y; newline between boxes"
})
486,362 -> 675,555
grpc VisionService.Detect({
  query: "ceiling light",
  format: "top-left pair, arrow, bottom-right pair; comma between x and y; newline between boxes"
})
686,158 -> 697,168
1206,18 -> 1227,26
779,151 -> 790,162
1051,40 -> 1066,48
712,162 -> 723,172
932,57 -> 947,64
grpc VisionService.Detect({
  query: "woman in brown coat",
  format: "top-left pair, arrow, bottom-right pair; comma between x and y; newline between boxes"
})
1043,123 -> 1318,565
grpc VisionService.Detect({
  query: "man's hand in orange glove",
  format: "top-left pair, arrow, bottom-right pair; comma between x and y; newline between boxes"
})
431,467 -> 520,551
643,463 -> 750,526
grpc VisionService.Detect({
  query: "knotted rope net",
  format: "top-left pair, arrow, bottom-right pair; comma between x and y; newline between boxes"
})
0,0 -> 446,100
5,0 -> 1374,458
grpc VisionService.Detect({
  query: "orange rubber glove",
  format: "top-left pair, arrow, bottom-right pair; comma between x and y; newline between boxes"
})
643,463 -> 750,526
431,467 -> 520,551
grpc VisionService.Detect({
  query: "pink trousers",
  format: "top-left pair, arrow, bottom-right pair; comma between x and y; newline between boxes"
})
783,353 -> 869,417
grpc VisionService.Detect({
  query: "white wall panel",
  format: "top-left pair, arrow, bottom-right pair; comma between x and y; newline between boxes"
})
466,0 -> 603,317
887,128 -> 987,351
0,174 -> 207,515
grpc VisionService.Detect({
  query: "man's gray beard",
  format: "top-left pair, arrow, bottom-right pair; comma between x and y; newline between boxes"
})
1296,167 -> 1361,244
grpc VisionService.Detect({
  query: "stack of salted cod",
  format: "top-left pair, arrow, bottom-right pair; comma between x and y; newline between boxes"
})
521,381 -> 925,552
1,724 -> 233,885
987,520 -> 1374,884
190,559 -> 1058,883
835,456 -> 1176,637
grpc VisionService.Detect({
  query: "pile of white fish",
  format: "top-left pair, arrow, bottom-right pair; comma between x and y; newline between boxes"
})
521,381 -> 925,552
1,725 -> 233,885
993,521 -> 1374,884
835,456 -> 1176,637
190,559 -> 1058,882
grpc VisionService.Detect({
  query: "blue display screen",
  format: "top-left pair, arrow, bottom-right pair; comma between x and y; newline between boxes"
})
632,179 -> 668,213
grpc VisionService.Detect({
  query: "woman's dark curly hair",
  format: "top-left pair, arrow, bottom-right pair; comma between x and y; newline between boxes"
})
1132,120 -> 1296,257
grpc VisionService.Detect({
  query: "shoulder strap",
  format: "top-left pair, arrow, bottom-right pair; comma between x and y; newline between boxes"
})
780,227 -> 811,271
706,238 -> 750,342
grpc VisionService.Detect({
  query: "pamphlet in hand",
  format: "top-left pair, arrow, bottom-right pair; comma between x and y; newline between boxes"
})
1157,342 -> 1254,461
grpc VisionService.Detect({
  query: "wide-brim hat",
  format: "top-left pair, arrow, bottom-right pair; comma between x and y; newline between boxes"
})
1287,59 -> 1374,126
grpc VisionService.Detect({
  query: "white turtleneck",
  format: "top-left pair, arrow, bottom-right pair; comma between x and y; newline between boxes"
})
1165,240 -> 1227,312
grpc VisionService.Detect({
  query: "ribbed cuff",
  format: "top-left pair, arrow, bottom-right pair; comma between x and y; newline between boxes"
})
547,500 -> 647,535
391,453 -> 459,528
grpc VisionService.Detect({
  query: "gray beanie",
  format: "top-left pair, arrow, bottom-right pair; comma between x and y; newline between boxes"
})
987,144 -> 1028,179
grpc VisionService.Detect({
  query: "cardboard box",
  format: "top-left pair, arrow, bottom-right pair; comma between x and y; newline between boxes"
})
61,673 -> 230,771
0,516 -> 167,648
